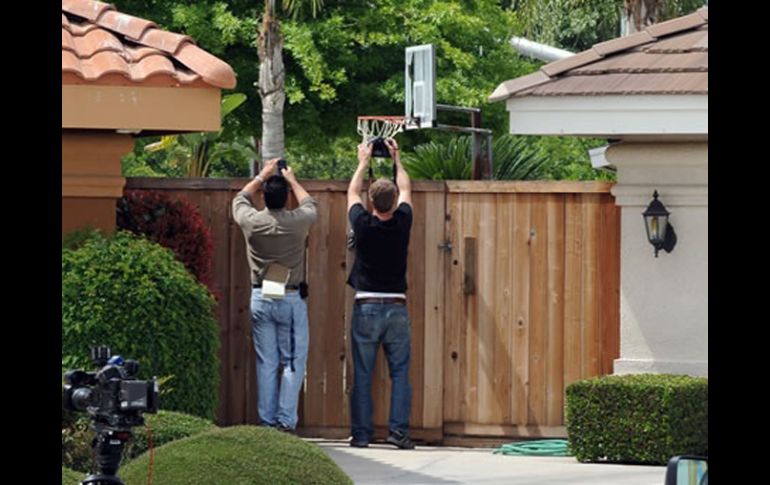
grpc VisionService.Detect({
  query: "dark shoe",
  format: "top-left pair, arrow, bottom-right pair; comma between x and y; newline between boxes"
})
350,438 -> 369,448
386,430 -> 415,449
276,423 -> 295,434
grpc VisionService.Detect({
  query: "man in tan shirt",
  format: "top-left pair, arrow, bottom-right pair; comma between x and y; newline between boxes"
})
232,158 -> 318,432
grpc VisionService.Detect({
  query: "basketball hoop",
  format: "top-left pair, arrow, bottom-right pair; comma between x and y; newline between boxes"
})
357,116 -> 405,159
357,116 -> 405,143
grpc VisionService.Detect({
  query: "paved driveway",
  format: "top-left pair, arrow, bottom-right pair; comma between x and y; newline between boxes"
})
312,440 -> 666,485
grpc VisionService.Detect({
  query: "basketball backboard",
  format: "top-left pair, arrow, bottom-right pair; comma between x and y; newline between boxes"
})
405,44 -> 436,130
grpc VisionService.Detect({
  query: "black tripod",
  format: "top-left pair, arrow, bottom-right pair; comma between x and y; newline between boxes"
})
81,425 -> 133,485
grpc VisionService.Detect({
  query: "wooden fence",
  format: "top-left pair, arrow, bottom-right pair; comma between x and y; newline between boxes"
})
124,178 -> 620,443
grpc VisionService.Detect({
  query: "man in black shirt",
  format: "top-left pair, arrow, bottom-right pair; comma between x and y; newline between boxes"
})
346,138 -> 415,449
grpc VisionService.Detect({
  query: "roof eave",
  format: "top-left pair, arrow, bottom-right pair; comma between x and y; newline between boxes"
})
503,94 -> 708,139
62,84 -> 223,134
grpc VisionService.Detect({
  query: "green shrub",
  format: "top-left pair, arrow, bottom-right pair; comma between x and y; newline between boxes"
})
62,226 -> 102,250
62,231 -> 220,419
121,426 -> 354,485
61,414 -> 93,473
125,411 -> 216,460
62,410 -> 215,473
62,466 -> 84,485
565,373 -> 708,464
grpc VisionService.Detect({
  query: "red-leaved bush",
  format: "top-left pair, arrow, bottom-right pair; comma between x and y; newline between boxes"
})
117,190 -> 215,295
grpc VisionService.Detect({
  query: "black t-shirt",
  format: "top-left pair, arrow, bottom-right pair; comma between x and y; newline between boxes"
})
346,202 -> 413,292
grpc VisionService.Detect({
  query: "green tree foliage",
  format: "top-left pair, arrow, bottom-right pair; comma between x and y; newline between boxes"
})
511,0 -> 705,52
115,0 -> 661,180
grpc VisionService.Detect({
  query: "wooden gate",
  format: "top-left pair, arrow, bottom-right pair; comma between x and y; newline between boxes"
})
442,182 -> 620,441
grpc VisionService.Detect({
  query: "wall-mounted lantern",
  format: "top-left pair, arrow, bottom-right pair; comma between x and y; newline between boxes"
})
642,190 -> 677,257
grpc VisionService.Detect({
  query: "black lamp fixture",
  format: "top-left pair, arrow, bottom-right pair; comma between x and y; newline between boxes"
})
642,190 -> 677,257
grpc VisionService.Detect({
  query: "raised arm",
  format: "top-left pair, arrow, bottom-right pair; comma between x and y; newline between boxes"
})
281,165 -> 311,203
386,138 -> 411,207
348,142 -> 373,211
241,158 -> 279,199
232,158 -> 279,224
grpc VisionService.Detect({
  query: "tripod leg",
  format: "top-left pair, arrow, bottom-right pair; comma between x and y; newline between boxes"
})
81,429 -> 129,485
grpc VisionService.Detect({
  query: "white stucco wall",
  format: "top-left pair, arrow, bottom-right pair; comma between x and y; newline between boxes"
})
607,142 -> 708,377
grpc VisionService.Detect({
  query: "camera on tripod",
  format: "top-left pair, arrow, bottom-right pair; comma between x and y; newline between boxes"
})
63,346 -> 159,485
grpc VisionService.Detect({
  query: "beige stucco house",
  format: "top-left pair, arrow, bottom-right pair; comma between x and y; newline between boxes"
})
62,0 -> 236,234
490,7 -> 708,377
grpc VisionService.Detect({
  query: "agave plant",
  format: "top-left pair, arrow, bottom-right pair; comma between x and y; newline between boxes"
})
402,134 -> 550,181
401,136 -> 471,180
492,135 -> 550,180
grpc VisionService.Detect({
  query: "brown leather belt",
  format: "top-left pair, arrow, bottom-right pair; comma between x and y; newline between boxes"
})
355,297 -> 406,305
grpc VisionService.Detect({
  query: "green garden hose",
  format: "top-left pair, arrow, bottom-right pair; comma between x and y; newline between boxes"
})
492,439 -> 572,457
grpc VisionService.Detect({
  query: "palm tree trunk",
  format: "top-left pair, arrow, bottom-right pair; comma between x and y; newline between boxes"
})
258,4 -> 286,164
622,0 -> 663,35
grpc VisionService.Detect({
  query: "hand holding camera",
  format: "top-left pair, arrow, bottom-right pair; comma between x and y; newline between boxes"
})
357,142 -> 373,166
385,138 -> 400,158
277,160 -> 299,184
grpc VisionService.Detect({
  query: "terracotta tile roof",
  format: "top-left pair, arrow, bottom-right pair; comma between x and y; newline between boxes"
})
62,0 -> 236,89
489,7 -> 707,101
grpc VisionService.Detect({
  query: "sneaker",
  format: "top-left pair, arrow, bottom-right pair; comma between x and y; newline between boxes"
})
350,438 -> 369,448
276,423 -> 295,434
386,430 -> 415,449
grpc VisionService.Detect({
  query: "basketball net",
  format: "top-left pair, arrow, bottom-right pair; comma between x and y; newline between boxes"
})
354,116 -> 405,218
356,116 -> 405,143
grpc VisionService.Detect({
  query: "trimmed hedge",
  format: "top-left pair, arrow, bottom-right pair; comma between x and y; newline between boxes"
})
125,410 -> 216,460
117,190 -> 215,294
121,426 -> 353,485
62,231 -> 220,419
566,373 -> 708,464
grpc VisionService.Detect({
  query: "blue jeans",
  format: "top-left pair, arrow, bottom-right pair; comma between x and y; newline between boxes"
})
350,303 -> 412,442
251,289 -> 309,429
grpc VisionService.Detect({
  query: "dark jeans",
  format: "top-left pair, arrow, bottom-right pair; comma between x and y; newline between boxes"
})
350,302 -> 412,442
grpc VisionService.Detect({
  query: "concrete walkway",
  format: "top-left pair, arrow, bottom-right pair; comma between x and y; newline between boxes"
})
312,439 -> 666,485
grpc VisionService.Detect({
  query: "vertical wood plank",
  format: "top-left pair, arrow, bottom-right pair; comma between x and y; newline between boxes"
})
476,194 -> 497,424
444,192 -> 464,422
422,191 -> 446,429
581,194 -> 601,378
546,195 -> 565,426
228,194 -> 253,425
407,191 -> 427,430
563,194 -> 583,388
528,194 -> 547,425
493,194 -> 513,425
320,191 -> 349,427
511,194 -> 531,425
463,195 -> 481,424
598,195 -> 621,375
